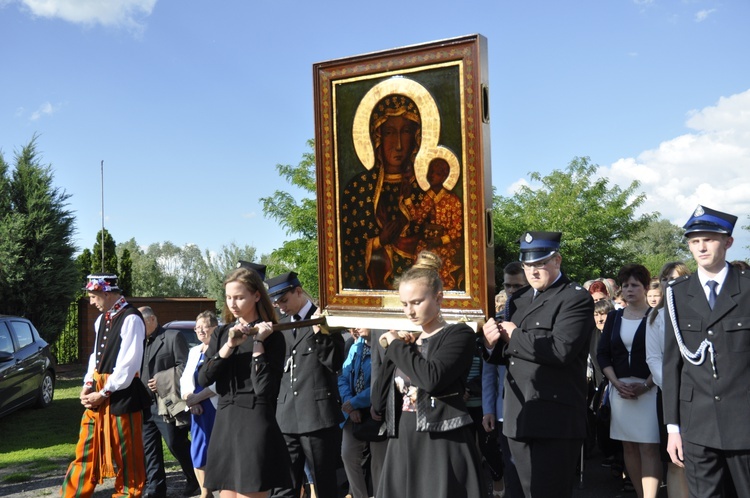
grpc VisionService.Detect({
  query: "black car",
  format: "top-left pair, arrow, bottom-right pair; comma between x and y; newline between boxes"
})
163,320 -> 200,349
0,315 -> 56,418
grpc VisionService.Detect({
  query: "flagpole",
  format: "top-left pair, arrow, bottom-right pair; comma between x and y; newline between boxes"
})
101,160 -> 104,272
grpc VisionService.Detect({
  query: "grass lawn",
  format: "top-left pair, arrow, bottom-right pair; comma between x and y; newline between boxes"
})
0,365 -> 177,485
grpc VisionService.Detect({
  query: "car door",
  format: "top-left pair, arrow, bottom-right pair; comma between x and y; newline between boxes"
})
8,319 -> 45,406
0,321 -> 24,414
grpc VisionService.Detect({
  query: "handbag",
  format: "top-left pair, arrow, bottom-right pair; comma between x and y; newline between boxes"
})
352,409 -> 387,442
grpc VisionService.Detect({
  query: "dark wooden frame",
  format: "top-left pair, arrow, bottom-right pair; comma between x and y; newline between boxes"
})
313,34 -> 494,328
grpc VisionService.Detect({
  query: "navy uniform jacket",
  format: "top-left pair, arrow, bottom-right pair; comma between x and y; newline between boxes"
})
275,304 -> 345,434
663,266 -> 750,450
487,274 -> 594,440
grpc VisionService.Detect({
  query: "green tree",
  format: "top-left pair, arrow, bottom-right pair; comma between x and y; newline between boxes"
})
116,239 -> 216,298
492,157 -> 655,285
205,242 -> 259,314
119,248 -> 133,296
76,248 -> 92,285
0,138 -> 78,342
620,218 -> 691,277
91,228 -> 118,274
260,139 -> 319,296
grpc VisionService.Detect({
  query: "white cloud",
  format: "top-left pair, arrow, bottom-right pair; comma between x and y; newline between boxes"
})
18,0 -> 156,30
599,88 -> 750,253
695,9 -> 717,22
29,101 -> 62,121
242,212 -> 257,219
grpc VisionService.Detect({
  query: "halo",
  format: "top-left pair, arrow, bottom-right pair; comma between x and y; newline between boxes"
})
414,146 -> 460,191
352,76 -> 441,170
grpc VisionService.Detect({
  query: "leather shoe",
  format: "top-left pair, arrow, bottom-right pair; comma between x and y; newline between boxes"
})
182,481 -> 201,497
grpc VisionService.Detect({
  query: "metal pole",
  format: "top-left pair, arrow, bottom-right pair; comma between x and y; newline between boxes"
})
101,160 -> 104,272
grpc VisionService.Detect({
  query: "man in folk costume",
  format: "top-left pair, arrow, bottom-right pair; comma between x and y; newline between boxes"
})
663,205 -> 750,497
61,274 -> 149,498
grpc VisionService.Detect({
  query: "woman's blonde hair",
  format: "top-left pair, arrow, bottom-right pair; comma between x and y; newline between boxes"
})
396,251 -> 444,295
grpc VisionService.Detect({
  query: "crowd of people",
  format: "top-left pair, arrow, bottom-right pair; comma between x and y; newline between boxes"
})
61,203 -> 749,498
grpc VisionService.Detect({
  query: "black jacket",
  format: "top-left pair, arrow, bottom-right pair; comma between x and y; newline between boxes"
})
376,323 -> 475,436
486,275 -> 594,440
596,308 -> 652,380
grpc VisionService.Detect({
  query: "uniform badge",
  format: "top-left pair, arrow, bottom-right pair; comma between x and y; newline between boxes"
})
694,205 -> 705,217
525,232 -> 533,243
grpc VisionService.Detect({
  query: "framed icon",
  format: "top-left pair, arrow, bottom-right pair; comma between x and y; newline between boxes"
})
314,34 -> 494,329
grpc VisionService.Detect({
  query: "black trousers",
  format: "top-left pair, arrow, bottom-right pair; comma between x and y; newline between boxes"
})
683,439 -> 749,498
507,436 -> 582,498
142,404 -> 197,496
270,426 -> 341,498
499,430 -> 524,498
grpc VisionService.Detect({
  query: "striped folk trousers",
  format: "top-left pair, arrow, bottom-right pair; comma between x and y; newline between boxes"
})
61,408 -> 146,498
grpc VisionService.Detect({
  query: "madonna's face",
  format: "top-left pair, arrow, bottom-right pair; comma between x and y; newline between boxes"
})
381,115 -> 417,173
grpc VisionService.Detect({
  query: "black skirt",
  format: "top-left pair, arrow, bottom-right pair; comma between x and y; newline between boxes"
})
377,411 -> 484,498
204,400 -> 291,493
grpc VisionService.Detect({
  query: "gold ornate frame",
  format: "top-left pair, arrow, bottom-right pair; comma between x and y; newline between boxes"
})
313,35 -> 494,330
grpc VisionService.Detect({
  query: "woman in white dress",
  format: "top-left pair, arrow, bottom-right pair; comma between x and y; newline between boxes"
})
597,264 -> 661,498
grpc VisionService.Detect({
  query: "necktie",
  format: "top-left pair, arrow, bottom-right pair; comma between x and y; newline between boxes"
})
292,314 -> 301,338
707,280 -> 718,310
355,343 -> 370,394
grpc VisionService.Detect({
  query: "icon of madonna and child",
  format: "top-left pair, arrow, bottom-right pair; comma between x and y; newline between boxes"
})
340,77 -> 466,292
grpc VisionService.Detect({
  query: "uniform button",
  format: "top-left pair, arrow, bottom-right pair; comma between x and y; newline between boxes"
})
708,330 -> 714,336
714,396 -> 721,401
292,349 -> 296,354
553,394 -> 558,399
293,378 -> 297,382
294,391 -> 298,396
308,347 -> 313,351
510,361 -> 515,365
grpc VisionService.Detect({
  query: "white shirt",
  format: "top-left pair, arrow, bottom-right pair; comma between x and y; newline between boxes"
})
84,312 -> 145,394
697,263 -> 729,302
645,310 -> 665,389
180,344 -> 218,409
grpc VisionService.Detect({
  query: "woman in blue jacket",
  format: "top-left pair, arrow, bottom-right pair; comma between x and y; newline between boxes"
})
338,327 -> 373,498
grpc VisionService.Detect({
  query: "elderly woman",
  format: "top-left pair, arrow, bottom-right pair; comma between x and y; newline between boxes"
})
180,310 -> 219,498
597,264 -> 661,498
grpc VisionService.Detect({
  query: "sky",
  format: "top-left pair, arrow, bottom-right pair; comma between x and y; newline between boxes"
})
1,0 -> 749,267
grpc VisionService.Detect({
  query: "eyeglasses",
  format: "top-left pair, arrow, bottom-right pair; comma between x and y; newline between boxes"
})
194,325 -> 209,332
522,255 -> 555,270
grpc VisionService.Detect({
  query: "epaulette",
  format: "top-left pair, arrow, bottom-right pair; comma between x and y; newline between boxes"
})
667,275 -> 690,287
